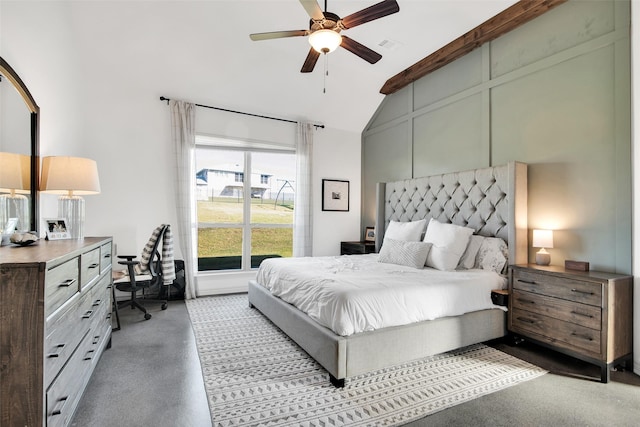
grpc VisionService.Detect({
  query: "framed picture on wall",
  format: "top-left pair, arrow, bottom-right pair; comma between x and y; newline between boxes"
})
322,179 -> 349,212
44,218 -> 71,240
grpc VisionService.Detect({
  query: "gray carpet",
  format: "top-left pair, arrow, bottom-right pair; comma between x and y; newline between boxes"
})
186,294 -> 546,426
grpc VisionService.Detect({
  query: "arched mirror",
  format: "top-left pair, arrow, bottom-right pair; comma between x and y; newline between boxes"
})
0,56 -> 39,233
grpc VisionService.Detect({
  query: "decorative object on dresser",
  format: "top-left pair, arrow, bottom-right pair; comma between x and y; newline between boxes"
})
40,156 -> 101,240
340,240 -> 375,255
565,259 -> 589,271
508,264 -> 632,383
532,229 -> 553,265
44,217 -> 72,240
0,237 -> 113,426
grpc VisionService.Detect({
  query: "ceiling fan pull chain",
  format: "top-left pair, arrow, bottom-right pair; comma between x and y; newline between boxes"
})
323,53 -> 328,94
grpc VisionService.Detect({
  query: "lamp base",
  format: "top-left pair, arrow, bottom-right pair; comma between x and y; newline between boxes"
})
58,195 -> 85,239
0,194 -> 29,232
535,249 -> 551,266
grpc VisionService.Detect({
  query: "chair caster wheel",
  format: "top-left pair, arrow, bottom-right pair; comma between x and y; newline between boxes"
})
161,303 -> 167,310
144,313 -> 152,320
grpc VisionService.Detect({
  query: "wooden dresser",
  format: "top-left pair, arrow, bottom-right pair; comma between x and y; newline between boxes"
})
509,264 -> 632,383
0,237 -> 113,426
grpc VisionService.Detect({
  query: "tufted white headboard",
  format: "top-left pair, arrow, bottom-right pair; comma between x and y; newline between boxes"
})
375,162 -> 528,265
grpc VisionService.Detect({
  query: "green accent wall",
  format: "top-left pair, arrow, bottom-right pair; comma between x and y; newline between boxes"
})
362,0 -> 631,274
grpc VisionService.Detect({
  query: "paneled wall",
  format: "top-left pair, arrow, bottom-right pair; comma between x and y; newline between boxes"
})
362,0 -> 631,274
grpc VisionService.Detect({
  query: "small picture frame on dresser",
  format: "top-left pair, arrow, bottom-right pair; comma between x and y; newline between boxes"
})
44,218 -> 71,240
365,226 -> 375,242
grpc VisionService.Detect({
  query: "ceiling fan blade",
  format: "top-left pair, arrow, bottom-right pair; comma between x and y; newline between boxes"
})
250,30 -> 308,41
341,0 -> 400,29
301,48 -> 321,73
340,36 -> 382,64
299,0 -> 324,21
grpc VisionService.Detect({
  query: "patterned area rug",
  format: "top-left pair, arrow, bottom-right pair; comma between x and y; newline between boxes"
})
186,294 -> 546,426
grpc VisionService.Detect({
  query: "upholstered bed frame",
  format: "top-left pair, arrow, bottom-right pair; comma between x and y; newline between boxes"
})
248,161 -> 527,386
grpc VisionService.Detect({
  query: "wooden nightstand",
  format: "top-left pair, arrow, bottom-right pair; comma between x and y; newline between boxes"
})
340,241 -> 376,255
508,264 -> 632,383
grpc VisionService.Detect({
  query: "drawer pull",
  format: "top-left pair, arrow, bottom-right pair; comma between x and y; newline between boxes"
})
48,343 -> 66,358
88,263 -> 99,269
82,310 -> 94,319
517,298 -> 536,305
518,279 -> 537,285
92,335 -> 100,344
570,310 -> 594,319
104,253 -> 112,258
51,396 -> 68,416
58,278 -> 76,288
571,288 -> 594,296
516,316 -> 537,324
84,349 -> 95,360
571,332 -> 594,342
92,299 -> 102,307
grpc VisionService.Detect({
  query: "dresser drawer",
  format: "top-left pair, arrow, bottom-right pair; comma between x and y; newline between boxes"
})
45,258 -> 80,317
100,242 -> 113,274
513,269 -> 602,306
46,331 -> 92,427
44,301 -> 85,387
81,247 -> 101,289
512,289 -> 601,331
511,308 -> 601,355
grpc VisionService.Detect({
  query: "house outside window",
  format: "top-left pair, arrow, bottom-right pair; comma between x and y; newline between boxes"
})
196,145 -> 295,271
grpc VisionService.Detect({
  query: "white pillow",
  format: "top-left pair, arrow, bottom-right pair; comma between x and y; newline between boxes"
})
457,235 -> 484,270
476,237 -> 508,273
378,239 -> 432,269
423,218 -> 474,271
383,219 -> 427,242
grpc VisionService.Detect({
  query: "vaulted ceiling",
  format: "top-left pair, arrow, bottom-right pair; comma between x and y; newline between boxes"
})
10,1 -> 520,134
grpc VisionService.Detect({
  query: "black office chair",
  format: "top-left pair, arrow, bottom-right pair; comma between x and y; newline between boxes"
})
114,225 -> 170,320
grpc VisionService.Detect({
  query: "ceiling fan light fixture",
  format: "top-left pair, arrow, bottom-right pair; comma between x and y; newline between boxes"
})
309,29 -> 342,54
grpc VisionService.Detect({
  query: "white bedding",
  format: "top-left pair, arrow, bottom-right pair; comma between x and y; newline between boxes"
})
255,254 -> 507,336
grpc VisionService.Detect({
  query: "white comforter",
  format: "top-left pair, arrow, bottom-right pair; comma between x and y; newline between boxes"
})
255,254 -> 507,336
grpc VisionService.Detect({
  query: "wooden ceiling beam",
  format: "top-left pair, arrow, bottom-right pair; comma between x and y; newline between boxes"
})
380,0 -> 568,95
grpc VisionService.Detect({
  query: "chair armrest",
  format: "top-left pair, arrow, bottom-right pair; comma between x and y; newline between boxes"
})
117,255 -> 137,260
118,260 -> 140,267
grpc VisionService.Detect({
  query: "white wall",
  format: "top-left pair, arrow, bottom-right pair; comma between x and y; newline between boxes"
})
1,1 -> 361,296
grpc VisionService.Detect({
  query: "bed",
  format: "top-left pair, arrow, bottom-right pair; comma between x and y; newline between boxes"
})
248,161 -> 528,386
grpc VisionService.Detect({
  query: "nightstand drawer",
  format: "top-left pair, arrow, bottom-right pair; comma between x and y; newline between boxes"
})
513,269 -> 602,306
512,289 -> 601,330
511,308 -> 601,355
340,241 -> 375,255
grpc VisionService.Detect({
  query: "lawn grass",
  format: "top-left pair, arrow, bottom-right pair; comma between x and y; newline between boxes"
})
197,198 -> 293,258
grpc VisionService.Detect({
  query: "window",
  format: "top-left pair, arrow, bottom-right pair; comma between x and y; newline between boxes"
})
196,146 -> 295,271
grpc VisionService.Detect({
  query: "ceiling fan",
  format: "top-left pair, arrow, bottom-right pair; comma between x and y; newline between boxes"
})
249,0 -> 400,73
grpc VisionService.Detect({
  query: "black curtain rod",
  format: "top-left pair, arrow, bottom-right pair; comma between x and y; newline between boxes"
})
159,96 -> 324,129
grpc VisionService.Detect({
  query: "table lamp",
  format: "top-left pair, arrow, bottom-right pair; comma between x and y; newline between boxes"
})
40,156 -> 101,239
0,152 -> 30,231
532,229 -> 553,265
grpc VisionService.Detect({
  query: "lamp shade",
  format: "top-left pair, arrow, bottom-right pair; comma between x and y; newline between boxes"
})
40,156 -> 101,195
309,29 -> 343,53
0,152 -> 30,193
532,229 -> 553,248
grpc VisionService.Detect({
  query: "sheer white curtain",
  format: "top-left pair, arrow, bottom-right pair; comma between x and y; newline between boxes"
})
170,100 -> 198,299
293,122 -> 313,257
